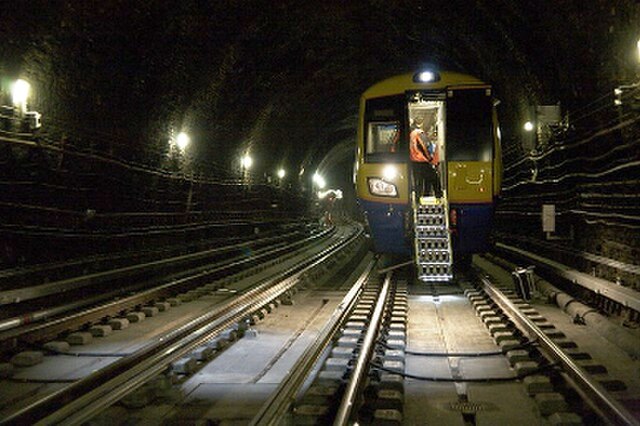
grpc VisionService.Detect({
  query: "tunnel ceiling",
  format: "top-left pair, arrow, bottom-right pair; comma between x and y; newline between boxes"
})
1,0 -> 638,181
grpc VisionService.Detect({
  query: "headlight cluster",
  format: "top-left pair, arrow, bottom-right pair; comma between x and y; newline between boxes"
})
367,177 -> 398,197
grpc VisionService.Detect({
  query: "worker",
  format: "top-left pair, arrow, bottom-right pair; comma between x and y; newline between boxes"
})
410,116 -> 442,199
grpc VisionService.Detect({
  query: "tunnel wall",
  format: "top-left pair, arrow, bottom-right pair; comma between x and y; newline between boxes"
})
496,98 -> 640,290
1,1 -> 639,282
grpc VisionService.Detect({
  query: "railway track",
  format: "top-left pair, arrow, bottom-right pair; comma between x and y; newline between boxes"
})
0,224 -> 366,424
471,272 -> 638,425
0,225 -> 329,348
253,262 -> 638,425
1,241 -> 638,425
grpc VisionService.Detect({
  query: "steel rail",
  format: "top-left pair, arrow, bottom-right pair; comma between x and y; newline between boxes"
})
0,227 -> 311,307
478,274 -> 639,426
333,271 -> 392,426
0,221 -> 304,283
250,255 -> 377,426
2,225 -> 362,425
1,242 -> 291,345
0,228 -> 330,339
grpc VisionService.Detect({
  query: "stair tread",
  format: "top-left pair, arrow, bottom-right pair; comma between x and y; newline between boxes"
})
414,194 -> 452,283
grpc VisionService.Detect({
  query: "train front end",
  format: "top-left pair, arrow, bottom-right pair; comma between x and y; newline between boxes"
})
355,71 -> 502,270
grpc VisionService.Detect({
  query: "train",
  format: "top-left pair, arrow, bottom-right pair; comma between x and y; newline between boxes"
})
354,70 -> 502,278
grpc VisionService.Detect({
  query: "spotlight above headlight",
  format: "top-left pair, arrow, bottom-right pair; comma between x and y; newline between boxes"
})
413,70 -> 440,83
382,164 -> 398,180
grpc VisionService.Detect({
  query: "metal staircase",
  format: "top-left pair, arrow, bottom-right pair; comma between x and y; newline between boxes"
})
414,196 -> 453,282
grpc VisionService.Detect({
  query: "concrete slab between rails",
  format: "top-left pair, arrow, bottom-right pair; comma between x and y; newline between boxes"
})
160,383 -> 278,424
403,381 -> 464,425
467,383 -> 545,425
181,291 -> 340,387
456,357 -> 514,380
8,354 -> 115,383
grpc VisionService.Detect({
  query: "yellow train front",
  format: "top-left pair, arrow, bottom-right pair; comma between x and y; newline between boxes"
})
355,70 -> 502,280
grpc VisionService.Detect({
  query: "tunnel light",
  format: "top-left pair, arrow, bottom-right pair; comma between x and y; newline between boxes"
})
11,79 -> 30,108
313,172 -> 326,189
241,154 -> 253,169
277,168 -> 286,179
413,70 -> 440,83
382,164 -> 398,180
523,121 -> 535,132
176,132 -> 190,150
637,39 -> 640,63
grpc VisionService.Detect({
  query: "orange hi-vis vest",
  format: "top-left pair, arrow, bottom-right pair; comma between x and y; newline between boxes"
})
410,128 -> 439,165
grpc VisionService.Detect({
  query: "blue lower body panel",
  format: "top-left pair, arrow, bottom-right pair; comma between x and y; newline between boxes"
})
450,203 -> 494,254
358,199 -> 411,255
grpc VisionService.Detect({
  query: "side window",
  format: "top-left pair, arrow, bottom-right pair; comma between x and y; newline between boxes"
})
364,95 -> 405,162
367,121 -> 399,154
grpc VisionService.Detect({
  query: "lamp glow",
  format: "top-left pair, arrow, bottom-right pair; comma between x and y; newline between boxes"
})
637,39 -> 640,63
313,172 -> 326,189
176,132 -> 190,150
382,164 -> 398,180
523,121 -> 534,132
12,79 -> 30,107
418,71 -> 435,82
277,168 -> 285,179
241,154 -> 253,169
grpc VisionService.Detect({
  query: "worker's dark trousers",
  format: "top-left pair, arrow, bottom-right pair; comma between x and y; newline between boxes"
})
412,162 -> 442,198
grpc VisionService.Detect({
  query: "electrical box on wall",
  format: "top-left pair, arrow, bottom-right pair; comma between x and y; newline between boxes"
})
542,204 -> 555,233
